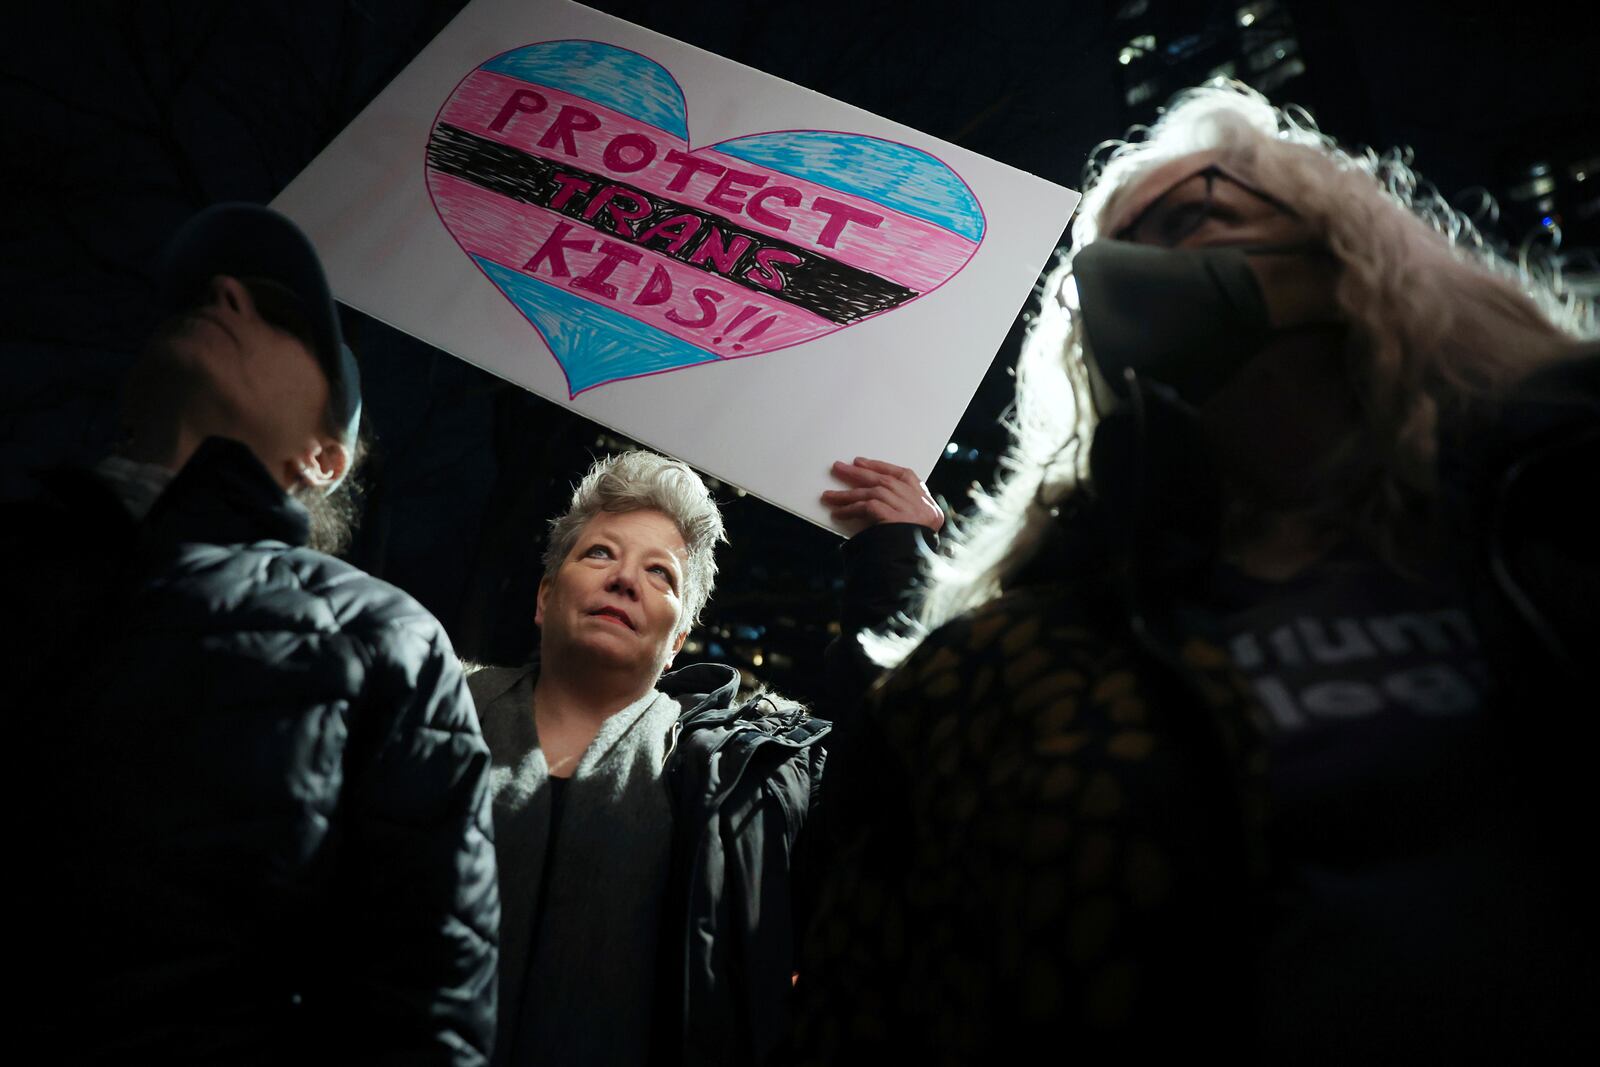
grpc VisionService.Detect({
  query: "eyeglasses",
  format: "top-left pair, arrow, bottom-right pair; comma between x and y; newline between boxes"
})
1112,164 -> 1302,248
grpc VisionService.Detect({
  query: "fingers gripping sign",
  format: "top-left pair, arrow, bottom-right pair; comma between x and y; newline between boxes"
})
821,457 -> 945,533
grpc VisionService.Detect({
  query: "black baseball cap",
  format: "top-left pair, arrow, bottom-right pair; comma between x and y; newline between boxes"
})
157,203 -> 362,448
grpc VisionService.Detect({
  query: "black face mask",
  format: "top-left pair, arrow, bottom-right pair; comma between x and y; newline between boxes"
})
1074,238 -> 1278,409
1076,237 -> 1360,510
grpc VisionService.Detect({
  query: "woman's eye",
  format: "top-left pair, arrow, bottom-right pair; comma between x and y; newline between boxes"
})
584,544 -> 612,559
1159,202 -> 1211,242
649,564 -> 676,585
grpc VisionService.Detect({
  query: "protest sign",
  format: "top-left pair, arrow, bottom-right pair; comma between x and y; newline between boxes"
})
274,0 -> 1080,530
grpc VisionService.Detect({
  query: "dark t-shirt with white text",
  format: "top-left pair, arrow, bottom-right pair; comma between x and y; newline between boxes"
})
1194,550 -> 1564,1059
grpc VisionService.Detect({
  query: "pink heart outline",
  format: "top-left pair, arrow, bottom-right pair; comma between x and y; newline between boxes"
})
424,39 -> 987,397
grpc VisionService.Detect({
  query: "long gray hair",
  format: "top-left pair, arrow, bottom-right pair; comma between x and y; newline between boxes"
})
866,81 -> 1594,668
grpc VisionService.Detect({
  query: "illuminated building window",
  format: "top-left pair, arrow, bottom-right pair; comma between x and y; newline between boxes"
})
1255,55 -> 1305,93
1125,79 -> 1160,106
1238,2 -> 1280,28
1247,36 -> 1298,72
1509,174 -> 1557,201
1118,34 -> 1157,65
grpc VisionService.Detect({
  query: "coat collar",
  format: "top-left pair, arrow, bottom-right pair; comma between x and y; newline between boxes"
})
471,660 -> 745,722
474,660 -> 808,739
657,661 -> 741,718
141,436 -> 310,548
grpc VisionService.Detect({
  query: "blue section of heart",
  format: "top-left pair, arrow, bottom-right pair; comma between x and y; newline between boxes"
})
454,41 -> 986,393
482,41 -> 688,141
715,132 -> 985,242
474,256 -> 720,396
478,42 -> 982,243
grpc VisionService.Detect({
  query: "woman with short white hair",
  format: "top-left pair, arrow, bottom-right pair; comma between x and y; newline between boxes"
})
470,447 -> 942,1066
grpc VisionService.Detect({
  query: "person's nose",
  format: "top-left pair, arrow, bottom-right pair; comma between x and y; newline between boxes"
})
206,274 -> 248,315
604,564 -> 641,600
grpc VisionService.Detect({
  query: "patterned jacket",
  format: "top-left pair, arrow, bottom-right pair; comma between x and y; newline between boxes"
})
791,548 -> 1266,1063
792,347 -> 1600,1063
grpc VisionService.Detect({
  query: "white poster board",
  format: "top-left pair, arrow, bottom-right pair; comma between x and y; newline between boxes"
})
274,0 -> 1079,531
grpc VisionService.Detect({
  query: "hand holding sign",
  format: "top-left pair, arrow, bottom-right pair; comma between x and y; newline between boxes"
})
273,0 -> 1079,531
822,457 -> 944,532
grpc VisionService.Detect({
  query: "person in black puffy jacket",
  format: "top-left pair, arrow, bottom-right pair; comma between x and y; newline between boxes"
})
6,204 -> 500,1064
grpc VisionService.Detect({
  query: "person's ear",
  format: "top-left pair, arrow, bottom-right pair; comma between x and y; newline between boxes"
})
292,436 -> 349,493
535,575 -> 550,629
662,628 -> 689,671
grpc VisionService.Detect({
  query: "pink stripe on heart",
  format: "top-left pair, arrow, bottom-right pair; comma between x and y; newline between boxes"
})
438,69 -> 977,293
426,40 -> 986,395
432,171 -> 833,352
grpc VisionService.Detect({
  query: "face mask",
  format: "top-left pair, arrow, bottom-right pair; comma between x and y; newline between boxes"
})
1073,238 -> 1272,409
1077,237 -> 1358,508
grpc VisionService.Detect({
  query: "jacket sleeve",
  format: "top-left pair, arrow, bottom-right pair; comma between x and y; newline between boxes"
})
333,620 -> 501,1065
1442,345 -> 1600,704
795,525 -> 934,947
821,522 -> 936,719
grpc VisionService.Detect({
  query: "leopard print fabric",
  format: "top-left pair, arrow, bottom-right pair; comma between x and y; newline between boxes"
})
789,585 -> 1266,1063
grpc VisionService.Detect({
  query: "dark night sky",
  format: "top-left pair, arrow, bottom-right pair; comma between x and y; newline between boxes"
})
3,0 -> 1594,701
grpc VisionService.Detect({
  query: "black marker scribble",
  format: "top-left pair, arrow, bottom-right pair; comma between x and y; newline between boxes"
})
428,122 -> 918,324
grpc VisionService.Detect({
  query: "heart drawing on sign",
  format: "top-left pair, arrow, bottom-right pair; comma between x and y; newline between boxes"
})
425,40 -> 985,396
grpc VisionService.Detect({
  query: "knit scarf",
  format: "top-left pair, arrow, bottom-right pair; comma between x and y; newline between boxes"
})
472,667 -> 678,1067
